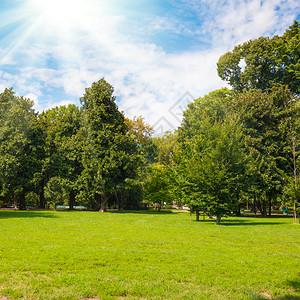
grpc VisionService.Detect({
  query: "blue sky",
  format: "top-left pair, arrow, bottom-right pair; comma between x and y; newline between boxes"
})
0,0 -> 299,133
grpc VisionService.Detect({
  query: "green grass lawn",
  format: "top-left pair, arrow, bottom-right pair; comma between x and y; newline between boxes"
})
0,210 -> 299,300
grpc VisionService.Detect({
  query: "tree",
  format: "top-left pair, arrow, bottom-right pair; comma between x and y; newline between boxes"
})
229,86 -> 298,216
176,89 -> 248,224
217,20 -> 300,94
125,115 -> 158,165
279,93 -> 300,223
38,104 -> 83,210
124,115 -> 153,146
0,88 -> 37,210
79,78 -> 141,211
154,131 -> 177,166
45,176 -> 67,209
142,164 -> 173,211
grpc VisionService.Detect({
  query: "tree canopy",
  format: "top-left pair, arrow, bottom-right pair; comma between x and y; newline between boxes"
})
217,20 -> 300,94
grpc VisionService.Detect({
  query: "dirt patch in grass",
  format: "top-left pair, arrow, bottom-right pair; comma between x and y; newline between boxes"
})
261,291 -> 272,299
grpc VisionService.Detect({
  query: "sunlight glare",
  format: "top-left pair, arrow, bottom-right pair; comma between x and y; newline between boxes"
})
28,0 -> 98,27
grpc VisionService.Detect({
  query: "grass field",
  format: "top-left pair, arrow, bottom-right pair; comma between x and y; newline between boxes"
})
0,210 -> 299,299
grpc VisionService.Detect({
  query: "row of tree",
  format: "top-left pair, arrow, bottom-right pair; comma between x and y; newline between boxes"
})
0,21 -> 299,224
0,80 -> 145,211
142,21 -> 300,224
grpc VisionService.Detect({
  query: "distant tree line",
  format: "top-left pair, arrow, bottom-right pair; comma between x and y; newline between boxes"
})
0,21 -> 299,223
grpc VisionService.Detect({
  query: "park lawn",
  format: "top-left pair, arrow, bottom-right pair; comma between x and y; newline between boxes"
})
0,210 -> 299,300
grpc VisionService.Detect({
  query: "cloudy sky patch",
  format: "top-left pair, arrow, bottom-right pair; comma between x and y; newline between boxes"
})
0,0 -> 299,132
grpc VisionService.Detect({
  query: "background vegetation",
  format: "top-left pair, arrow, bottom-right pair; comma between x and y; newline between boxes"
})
0,21 -> 299,223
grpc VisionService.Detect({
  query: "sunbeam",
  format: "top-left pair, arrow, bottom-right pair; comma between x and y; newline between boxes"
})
0,17 -> 43,65
27,0 -> 105,30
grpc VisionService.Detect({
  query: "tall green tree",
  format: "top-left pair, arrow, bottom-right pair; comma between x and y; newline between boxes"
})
176,89 -> 248,224
0,88 -> 37,210
217,20 -> 300,94
279,92 -> 300,223
229,86 -> 299,216
79,78 -> 141,211
38,104 -> 83,210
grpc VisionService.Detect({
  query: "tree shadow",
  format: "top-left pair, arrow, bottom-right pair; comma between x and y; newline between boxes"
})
0,210 -> 58,219
221,219 -> 283,226
109,209 -> 174,215
242,214 -> 294,219
275,276 -> 300,300
248,274 -> 300,299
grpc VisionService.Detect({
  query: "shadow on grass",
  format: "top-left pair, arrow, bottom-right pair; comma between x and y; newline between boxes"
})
277,276 -> 300,300
109,209 -> 174,215
242,214 -> 294,219
190,217 -> 285,226
0,210 -> 58,219
221,220 -> 283,226
248,274 -> 300,299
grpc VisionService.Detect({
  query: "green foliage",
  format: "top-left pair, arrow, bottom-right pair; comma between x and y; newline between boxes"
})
231,86 -> 299,216
143,164 -> 173,209
176,89 -> 249,223
25,192 -> 39,207
178,88 -> 234,142
79,78 -> 142,210
217,20 -> 300,94
45,176 -> 67,208
279,98 -> 300,222
0,88 -> 37,209
125,115 -> 158,165
153,131 -> 176,166
38,104 -> 83,209
0,79 -> 143,211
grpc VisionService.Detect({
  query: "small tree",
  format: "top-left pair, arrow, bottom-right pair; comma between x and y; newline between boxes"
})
176,89 -> 248,224
45,177 -> 67,209
143,165 -> 172,211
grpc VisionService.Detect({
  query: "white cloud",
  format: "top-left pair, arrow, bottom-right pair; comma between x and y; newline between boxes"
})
0,0 -> 299,133
192,0 -> 299,46
44,99 -> 76,111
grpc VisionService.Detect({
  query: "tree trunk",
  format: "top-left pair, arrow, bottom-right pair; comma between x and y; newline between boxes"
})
13,194 -> 18,210
99,190 -> 107,212
216,216 -> 221,225
294,199 -> 297,224
195,210 -> 200,221
69,190 -> 75,210
39,179 -> 45,209
256,199 -> 262,215
157,202 -> 161,212
268,197 -> 272,216
115,190 -> 120,210
261,200 -> 267,217
94,193 -> 100,211
236,204 -> 241,217
292,137 -> 297,224
19,191 -> 26,210
253,195 -> 256,214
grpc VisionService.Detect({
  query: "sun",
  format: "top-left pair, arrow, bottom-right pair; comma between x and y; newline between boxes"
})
28,0 -> 96,27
